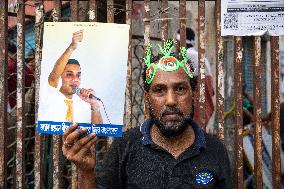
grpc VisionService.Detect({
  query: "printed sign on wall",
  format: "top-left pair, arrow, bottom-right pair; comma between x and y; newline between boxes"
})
221,0 -> 284,36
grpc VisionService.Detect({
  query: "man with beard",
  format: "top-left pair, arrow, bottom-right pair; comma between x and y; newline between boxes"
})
62,40 -> 232,188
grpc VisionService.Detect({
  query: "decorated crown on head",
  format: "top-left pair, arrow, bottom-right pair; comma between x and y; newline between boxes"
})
144,39 -> 194,85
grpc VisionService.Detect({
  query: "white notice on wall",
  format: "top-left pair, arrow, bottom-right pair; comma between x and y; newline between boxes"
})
221,0 -> 284,36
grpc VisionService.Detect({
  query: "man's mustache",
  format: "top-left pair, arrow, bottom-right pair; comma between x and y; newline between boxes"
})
160,107 -> 183,117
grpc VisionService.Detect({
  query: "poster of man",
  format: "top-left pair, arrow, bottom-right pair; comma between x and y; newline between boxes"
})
37,22 -> 129,135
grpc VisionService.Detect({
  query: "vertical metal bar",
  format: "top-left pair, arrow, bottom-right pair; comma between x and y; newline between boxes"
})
125,0 -> 133,129
271,36 -> 281,189
53,134 -> 62,189
253,36 -> 262,189
144,0 -> 150,48
107,0 -> 114,23
70,1 -> 79,188
198,0 -> 206,129
179,0 -> 186,48
106,0 -> 115,150
0,1 -> 8,188
54,0 -> 61,21
71,0 -> 79,22
16,0 -> 26,188
53,2 -> 63,189
215,0 -> 224,140
89,0 -> 97,22
234,36 -> 243,189
144,0 -> 150,118
161,0 -> 168,42
34,1 -> 44,188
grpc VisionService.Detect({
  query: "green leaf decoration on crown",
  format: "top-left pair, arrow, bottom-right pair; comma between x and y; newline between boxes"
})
144,43 -> 152,68
181,46 -> 188,63
144,39 -> 194,85
158,39 -> 175,58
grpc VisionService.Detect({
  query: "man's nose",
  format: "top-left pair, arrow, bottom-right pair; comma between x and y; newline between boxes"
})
72,76 -> 80,82
165,90 -> 177,107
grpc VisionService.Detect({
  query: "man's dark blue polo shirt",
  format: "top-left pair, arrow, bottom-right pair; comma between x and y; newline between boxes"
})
97,119 -> 232,189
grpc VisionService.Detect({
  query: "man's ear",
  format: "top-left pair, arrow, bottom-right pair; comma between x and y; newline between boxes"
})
192,88 -> 196,101
190,88 -> 197,119
144,92 -> 150,118
144,92 -> 148,109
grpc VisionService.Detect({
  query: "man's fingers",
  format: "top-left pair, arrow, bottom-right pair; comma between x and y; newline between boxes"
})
73,31 -> 83,38
62,123 -> 78,141
80,89 -> 87,96
63,127 -> 88,157
70,133 -> 97,155
80,88 -> 91,98
87,88 -> 95,94
73,36 -> 83,41
64,134 -> 97,164
85,90 -> 92,98
65,127 -> 87,145
73,30 -> 83,35
76,135 -> 98,157
73,31 -> 83,40
73,36 -> 83,43
80,88 -> 95,98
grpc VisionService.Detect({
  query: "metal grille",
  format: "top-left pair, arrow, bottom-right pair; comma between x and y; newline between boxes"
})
0,1 -> 282,188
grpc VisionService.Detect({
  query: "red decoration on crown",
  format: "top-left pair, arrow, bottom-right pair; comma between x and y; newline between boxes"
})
146,65 -> 155,78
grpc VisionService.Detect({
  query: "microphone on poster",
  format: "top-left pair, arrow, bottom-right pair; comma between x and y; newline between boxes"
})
75,87 -> 101,101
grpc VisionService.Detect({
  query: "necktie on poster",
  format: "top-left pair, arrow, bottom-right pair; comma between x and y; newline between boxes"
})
64,99 -> 73,122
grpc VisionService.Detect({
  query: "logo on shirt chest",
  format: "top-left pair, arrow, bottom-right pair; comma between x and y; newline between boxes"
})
195,171 -> 214,185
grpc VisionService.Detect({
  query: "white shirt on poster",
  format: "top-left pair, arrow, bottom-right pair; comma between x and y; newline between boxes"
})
38,79 -> 91,123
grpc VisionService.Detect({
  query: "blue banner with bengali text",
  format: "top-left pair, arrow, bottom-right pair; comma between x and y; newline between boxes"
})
37,121 -> 123,137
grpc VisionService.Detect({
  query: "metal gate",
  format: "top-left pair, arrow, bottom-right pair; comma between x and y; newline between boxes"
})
0,0 -> 281,188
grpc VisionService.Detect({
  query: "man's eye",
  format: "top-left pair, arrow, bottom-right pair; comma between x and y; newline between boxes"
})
154,88 -> 163,93
176,86 -> 186,93
152,87 -> 165,94
66,73 -> 72,77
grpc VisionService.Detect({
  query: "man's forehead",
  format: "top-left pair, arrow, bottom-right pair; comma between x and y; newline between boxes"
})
64,64 -> 81,72
151,68 -> 189,86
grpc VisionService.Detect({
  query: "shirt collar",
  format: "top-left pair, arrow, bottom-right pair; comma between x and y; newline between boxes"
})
139,118 -> 206,149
